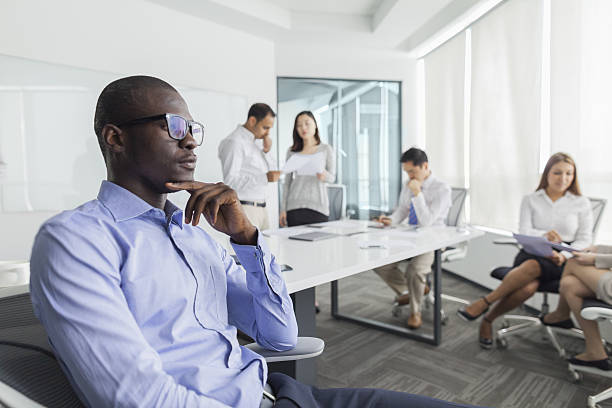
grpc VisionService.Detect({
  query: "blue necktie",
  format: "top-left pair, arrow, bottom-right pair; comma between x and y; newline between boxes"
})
408,202 -> 418,225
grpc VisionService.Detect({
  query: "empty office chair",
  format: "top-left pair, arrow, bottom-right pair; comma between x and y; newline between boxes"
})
393,187 -> 469,323
327,184 -> 346,221
568,299 -> 612,408
492,197 -> 607,355
0,286 -> 324,408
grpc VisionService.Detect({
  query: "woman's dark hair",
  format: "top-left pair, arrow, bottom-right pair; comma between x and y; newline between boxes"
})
536,152 -> 581,195
290,111 -> 321,152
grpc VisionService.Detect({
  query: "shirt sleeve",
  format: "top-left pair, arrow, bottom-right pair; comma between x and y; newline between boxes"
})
29,223 -> 230,408
321,145 -> 336,183
218,139 -> 268,192
226,231 -> 298,351
518,195 -> 548,237
281,150 -> 293,213
390,184 -> 410,225
596,245 -> 612,254
411,183 -> 452,227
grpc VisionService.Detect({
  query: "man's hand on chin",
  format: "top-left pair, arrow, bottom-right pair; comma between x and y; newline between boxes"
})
165,181 -> 257,245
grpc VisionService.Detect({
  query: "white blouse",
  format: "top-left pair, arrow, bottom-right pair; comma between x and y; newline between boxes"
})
519,189 -> 593,250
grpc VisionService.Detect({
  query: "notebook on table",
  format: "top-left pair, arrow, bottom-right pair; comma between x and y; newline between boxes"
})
288,231 -> 339,242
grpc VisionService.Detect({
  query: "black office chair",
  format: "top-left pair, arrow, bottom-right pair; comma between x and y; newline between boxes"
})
492,197 -> 607,355
0,286 -> 324,408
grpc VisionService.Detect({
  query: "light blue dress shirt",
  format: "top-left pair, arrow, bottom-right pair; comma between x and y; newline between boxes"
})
29,181 -> 298,408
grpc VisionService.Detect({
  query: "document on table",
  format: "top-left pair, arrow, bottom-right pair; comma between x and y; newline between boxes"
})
263,227 -> 322,237
513,233 -> 579,257
282,152 -> 325,176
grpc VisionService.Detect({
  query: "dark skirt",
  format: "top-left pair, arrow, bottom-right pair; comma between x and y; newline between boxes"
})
513,249 -> 566,283
287,208 -> 328,227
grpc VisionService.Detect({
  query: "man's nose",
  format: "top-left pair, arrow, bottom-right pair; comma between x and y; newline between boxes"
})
180,132 -> 198,150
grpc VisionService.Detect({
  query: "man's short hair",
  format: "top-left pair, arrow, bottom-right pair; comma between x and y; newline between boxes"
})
400,147 -> 428,166
93,75 -> 178,158
247,103 -> 276,122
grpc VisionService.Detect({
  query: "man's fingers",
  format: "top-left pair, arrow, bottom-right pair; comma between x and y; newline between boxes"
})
165,181 -> 208,191
183,183 -> 227,223
187,185 -> 234,226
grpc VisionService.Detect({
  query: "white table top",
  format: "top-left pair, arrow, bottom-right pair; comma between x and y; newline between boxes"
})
262,220 -> 484,294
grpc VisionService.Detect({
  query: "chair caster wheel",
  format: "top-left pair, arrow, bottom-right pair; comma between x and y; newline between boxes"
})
605,343 -> 612,355
501,320 -> 510,329
441,315 -> 449,325
570,370 -> 582,383
392,304 -> 403,318
497,338 -> 508,349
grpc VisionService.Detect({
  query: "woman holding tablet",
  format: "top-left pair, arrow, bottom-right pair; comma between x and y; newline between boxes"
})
280,111 -> 336,227
457,153 -> 593,349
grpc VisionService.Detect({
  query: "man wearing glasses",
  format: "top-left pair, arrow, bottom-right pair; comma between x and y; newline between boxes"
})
29,76 -> 483,408
218,103 -> 281,231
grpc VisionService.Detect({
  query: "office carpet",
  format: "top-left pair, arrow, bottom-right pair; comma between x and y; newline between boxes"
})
314,270 -> 612,408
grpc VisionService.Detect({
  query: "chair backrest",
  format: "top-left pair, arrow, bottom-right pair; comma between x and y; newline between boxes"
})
589,197 -> 607,238
446,187 -> 468,227
0,289 -> 84,407
327,184 -> 346,221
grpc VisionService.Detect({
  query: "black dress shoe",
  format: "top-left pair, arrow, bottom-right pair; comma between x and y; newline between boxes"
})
457,296 -> 491,322
539,314 -> 575,329
568,356 -> 612,371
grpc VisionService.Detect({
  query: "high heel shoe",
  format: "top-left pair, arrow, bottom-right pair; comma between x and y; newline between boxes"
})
457,296 -> 491,322
479,317 -> 494,349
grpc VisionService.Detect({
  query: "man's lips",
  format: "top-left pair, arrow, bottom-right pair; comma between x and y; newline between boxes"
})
178,156 -> 197,169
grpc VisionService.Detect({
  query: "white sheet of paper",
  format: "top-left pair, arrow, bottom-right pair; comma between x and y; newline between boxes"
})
282,152 -> 325,176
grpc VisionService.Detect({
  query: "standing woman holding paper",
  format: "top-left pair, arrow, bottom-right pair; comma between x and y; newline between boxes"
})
280,111 -> 336,227
457,153 -> 593,349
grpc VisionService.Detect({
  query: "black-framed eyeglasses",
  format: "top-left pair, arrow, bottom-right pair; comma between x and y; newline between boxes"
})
117,113 -> 205,146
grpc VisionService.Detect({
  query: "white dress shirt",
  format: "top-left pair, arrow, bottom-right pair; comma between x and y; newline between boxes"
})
218,125 -> 273,202
390,173 -> 452,227
519,189 -> 593,252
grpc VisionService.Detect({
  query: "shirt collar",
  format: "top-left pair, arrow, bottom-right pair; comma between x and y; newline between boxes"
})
236,124 -> 256,141
97,181 -> 184,227
535,188 -> 574,204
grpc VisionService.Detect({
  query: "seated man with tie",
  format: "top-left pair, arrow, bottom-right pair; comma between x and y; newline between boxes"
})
374,148 -> 452,330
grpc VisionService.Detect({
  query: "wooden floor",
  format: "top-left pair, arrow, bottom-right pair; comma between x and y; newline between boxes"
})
313,270 -> 612,407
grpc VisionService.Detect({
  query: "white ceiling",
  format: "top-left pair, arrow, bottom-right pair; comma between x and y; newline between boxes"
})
147,0 -> 496,54
266,0 -> 383,16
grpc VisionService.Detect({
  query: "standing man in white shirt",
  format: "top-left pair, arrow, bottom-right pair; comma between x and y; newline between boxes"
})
374,148 -> 452,329
218,103 -> 281,230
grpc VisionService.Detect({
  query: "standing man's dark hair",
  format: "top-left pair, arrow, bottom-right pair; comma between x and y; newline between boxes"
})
400,147 -> 428,166
247,103 -> 276,122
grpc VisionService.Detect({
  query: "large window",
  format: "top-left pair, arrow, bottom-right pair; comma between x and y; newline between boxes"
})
422,0 -> 612,243
277,78 -> 402,219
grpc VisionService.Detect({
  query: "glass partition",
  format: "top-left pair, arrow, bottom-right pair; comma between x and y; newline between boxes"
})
277,77 -> 402,219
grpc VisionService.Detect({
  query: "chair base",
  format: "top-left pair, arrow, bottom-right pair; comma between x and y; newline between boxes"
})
568,365 -> 612,408
495,315 -> 570,358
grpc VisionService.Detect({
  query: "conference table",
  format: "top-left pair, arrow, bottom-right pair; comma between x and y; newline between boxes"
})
260,220 -> 484,383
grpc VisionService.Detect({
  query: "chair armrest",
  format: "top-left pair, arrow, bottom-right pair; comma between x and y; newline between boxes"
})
493,237 -> 519,246
245,337 -> 324,363
0,381 -> 45,408
441,245 -> 468,263
581,299 -> 612,321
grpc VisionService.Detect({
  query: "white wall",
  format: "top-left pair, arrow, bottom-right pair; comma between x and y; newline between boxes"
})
275,45 -> 418,152
0,0 -> 277,260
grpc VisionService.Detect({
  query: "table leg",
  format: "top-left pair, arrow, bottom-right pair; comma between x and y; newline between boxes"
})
331,249 -> 442,345
267,287 -> 318,384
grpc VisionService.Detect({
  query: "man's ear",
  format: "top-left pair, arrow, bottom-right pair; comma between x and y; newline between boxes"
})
101,124 -> 126,153
247,116 -> 257,128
